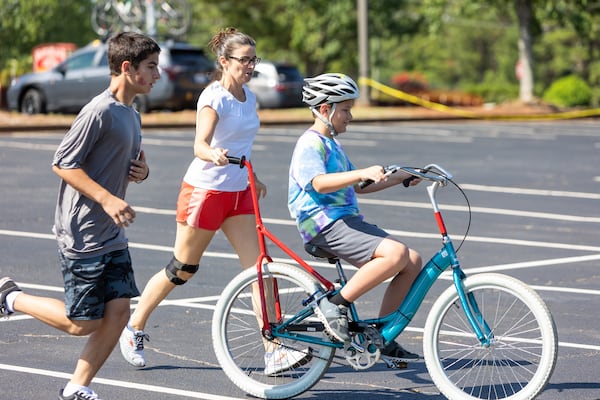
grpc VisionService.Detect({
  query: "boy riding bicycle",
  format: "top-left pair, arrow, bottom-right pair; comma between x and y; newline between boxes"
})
288,73 -> 422,362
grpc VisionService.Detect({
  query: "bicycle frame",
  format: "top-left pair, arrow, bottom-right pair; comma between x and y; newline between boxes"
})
235,157 -> 493,349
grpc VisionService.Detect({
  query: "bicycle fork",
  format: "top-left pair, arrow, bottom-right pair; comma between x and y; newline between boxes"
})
452,267 -> 495,346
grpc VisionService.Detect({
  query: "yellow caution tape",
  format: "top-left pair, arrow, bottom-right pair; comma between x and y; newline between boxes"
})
359,77 -> 600,120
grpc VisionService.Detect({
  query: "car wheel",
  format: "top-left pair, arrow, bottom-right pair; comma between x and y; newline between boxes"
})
21,88 -> 45,114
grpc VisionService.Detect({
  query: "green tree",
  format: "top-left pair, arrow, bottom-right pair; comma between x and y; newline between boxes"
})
0,0 -> 95,85
187,0 -> 360,77
416,0 -> 600,103
2,0 -> 599,107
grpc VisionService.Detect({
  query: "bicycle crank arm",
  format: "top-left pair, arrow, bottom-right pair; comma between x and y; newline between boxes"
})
380,356 -> 408,369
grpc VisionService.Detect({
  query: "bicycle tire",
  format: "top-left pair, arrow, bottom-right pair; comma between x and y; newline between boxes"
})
423,273 -> 558,400
212,262 -> 335,399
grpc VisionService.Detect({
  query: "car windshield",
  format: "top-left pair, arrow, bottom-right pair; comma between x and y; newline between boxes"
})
170,49 -> 212,69
64,51 -> 97,71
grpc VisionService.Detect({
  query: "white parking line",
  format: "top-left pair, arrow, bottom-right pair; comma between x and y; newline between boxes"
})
0,363 -> 245,400
460,183 -> 600,200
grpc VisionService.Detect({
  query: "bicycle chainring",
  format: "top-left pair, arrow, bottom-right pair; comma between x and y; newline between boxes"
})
344,326 -> 383,370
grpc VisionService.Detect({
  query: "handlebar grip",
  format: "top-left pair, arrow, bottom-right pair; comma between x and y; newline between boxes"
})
362,171 -> 419,189
403,175 -> 418,187
226,155 -> 246,168
357,179 -> 374,189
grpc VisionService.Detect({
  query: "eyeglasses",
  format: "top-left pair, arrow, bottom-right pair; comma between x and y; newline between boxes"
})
228,56 -> 261,66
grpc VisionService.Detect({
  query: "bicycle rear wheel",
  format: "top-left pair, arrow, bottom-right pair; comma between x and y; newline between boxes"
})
212,262 -> 335,399
423,273 -> 557,400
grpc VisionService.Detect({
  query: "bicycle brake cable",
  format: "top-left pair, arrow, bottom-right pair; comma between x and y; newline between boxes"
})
447,178 -> 471,253
409,167 -> 472,254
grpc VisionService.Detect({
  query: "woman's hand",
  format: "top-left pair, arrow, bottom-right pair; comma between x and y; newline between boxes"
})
209,147 -> 229,166
254,173 -> 267,199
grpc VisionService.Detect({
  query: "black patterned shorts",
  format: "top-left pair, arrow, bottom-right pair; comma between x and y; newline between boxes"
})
60,248 -> 140,320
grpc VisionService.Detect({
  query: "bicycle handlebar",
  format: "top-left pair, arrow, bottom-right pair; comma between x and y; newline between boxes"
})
358,163 -> 452,189
226,155 -> 246,168
226,155 -> 452,190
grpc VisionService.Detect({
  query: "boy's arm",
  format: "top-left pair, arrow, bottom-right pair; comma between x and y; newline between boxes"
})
312,165 -> 385,193
356,169 -> 421,194
52,165 -> 136,227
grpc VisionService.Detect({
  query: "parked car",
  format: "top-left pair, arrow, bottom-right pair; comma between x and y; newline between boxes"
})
7,39 -> 214,114
246,61 -> 304,109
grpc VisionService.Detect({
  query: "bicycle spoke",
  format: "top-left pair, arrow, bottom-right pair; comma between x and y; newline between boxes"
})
424,274 -> 557,399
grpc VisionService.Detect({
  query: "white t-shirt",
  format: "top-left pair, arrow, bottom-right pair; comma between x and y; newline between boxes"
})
183,81 -> 260,191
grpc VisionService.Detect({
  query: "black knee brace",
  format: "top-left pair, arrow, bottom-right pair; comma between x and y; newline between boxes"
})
165,257 -> 199,285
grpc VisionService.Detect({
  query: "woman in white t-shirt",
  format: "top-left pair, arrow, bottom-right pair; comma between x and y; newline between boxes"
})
119,27 -> 310,375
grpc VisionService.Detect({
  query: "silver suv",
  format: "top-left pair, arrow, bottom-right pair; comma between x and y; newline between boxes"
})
246,61 -> 304,109
7,39 -> 214,114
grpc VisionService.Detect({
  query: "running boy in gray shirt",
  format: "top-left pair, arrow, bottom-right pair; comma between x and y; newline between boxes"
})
0,31 -> 160,400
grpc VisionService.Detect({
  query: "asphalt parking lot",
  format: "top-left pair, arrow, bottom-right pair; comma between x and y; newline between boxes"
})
1,120 -> 599,399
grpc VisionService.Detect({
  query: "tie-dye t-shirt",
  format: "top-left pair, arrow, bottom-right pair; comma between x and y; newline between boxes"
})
288,129 -> 360,242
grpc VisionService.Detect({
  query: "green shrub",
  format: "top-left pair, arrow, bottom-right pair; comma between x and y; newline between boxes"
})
542,75 -> 592,108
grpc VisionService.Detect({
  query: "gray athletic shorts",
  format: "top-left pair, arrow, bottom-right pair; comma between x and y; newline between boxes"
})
308,215 -> 390,267
59,248 -> 140,320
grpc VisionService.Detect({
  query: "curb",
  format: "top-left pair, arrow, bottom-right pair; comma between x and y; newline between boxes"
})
1,106 -> 597,133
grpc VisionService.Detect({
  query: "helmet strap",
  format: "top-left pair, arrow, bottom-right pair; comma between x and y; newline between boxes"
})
311,103 -> 338,137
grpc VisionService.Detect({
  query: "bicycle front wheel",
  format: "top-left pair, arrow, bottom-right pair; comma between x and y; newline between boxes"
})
423,273 -> 558,400
212,262 -> 335,399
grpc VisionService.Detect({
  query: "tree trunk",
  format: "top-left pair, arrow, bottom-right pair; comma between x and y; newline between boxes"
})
515,0 -> 534,103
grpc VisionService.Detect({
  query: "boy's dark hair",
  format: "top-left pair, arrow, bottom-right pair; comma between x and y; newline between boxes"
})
107,32 -> 161,76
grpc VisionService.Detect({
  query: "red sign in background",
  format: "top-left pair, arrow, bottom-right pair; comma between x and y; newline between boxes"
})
32,43 -> 77,72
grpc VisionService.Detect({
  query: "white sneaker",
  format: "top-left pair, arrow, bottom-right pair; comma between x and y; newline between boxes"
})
59,388 -> 102,400
119,326 -> 149,367
264,347 -> 312,376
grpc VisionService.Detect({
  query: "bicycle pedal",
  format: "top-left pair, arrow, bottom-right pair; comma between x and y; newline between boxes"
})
381,356 -> 408,369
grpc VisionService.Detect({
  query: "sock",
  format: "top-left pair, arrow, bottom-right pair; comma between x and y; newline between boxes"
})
5,290 -> 22,313
62,383 -> 91,397
328,292 -> 351,307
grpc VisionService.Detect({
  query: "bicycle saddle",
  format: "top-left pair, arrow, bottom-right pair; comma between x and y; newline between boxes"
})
304,243 -> 339,264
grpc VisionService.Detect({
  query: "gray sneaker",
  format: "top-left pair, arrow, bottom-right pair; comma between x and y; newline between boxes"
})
0,277 -> 21,317
314,297 -> 350,342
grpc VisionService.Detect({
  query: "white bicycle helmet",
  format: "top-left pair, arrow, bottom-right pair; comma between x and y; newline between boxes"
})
302,73 -> 360,107
302,73 -> 360,136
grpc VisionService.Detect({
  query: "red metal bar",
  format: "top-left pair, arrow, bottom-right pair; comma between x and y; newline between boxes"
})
434,211 -> 447,236
242,159 -> 334,336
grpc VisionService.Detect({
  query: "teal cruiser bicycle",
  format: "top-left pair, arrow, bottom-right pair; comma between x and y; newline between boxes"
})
212,157 -> 558,400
